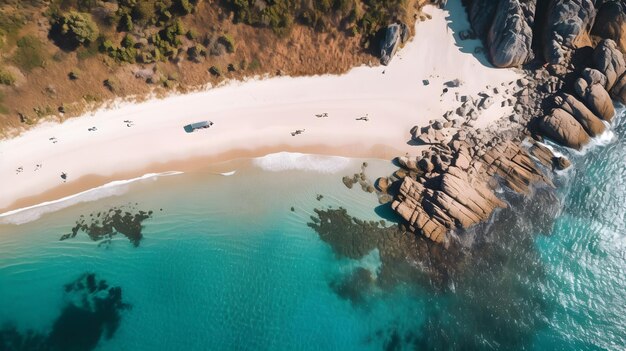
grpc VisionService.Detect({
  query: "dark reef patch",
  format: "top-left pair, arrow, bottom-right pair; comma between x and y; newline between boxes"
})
0,273 -> 130,351
310,186 -> 561,350
329,267 -> 376,306
60,204 -> 154,246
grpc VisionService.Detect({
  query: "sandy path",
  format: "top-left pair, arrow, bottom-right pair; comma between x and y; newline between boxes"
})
0,2 -> 519,214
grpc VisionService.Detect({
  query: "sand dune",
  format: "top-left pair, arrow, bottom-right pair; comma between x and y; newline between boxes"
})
0,3 -> 519,213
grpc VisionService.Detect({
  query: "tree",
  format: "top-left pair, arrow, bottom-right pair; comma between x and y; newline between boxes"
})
58,11 -> 99,46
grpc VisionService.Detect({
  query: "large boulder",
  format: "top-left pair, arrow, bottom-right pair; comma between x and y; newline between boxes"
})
538,108 -> 591,149
380,23 -> 408,66
543,0 -> 596,64
610,72 -> 626,104
487,0 -> 535,67
592,39 -> 626,89
555,93 -> 606,136
467,0 -> 500,39
592,1 -> 626,54
574,78 -> 615,121
581,67 -> 608,88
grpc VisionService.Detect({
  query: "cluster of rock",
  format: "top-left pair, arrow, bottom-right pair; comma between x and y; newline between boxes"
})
537,39 -> 622,149
362,1 -> 626,245
378,122 -> 560,243
466,0 -> 626,68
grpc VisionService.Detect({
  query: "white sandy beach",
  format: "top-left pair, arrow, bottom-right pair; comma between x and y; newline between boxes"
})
0,3 -> 519,213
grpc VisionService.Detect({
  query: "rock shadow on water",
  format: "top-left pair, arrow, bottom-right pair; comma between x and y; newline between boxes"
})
60,203 -> 156,247
309,184 -> 562,349
0,273 -> 130,351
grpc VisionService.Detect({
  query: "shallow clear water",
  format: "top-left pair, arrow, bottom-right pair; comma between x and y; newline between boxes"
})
0,112 -> 625,350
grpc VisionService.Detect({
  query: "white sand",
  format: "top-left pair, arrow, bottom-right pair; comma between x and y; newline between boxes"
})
0,2 -> 519,213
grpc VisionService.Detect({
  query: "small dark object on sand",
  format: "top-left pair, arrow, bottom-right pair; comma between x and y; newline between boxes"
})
316,194 -> 324,201
291,129 -> 305,136
356,116 -> 369,121
61,172 -> 67,182
315,113 -> 329,118
290,207 -> 295,212
88,127 -> 97,132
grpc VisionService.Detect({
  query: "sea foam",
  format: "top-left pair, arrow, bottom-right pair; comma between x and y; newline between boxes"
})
0,171 -> 183,225
252,152 -> 351,174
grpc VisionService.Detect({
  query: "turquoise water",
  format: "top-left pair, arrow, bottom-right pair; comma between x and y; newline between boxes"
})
0,112 -> 625,350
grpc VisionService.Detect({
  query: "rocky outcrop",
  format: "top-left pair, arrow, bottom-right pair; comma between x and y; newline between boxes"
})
543,0 -> 596,64
592,39 -> 626,90
380,23 -> 408,66
487,0 -> 535,67
574,79 -> 615,121
592,1 -> 626,54
538,108 -> 591,149
391,168 -> 506,244
581,68 -> 608,88
467,0 -> 500,39
555,93 -> 606,136
609,73 -> 626,104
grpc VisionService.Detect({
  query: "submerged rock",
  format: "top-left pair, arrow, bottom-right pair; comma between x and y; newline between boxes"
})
60,204 -> 154,246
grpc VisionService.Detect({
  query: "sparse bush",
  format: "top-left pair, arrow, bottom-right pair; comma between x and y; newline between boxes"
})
69,69 -> 82,80
0,69 -> 15,86
248,57 -> 261,71
219,34 -> 236,53
209,66 -> 221,76
13,35 -> 46,72
104,77 -> 120,93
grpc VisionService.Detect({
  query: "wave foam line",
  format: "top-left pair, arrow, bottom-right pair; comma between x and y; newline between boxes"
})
253,152 -> 351,174
0,171 -> 183,225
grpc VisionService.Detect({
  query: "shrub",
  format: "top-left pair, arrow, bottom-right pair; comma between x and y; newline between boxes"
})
58,11 -> 99,46
0,69 -> 15,86
69,69 -> 82,80
104,77 -> 120,93
121,34 -> 135,48
208,66 -> 221,76
176,0 -> 194,15
248,57 -> 261,71
219,34 -> 236,53
13,35 -> 46,72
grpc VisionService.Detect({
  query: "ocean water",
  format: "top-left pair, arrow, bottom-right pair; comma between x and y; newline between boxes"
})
0,113 -> 624,350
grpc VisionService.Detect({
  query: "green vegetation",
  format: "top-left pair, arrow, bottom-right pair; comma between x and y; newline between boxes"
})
248,57 -> 261,71
224,0 -> 408,41
13,35 -> 46,72
57,11 -> 99,46
219,34 -> 236,53
0,69 -> 16,86
209,66 -> 221,76
0,91 -> 8,114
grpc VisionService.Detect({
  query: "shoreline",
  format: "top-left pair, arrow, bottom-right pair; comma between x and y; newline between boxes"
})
0,3 -> 520,218
0,142 -> 401,216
